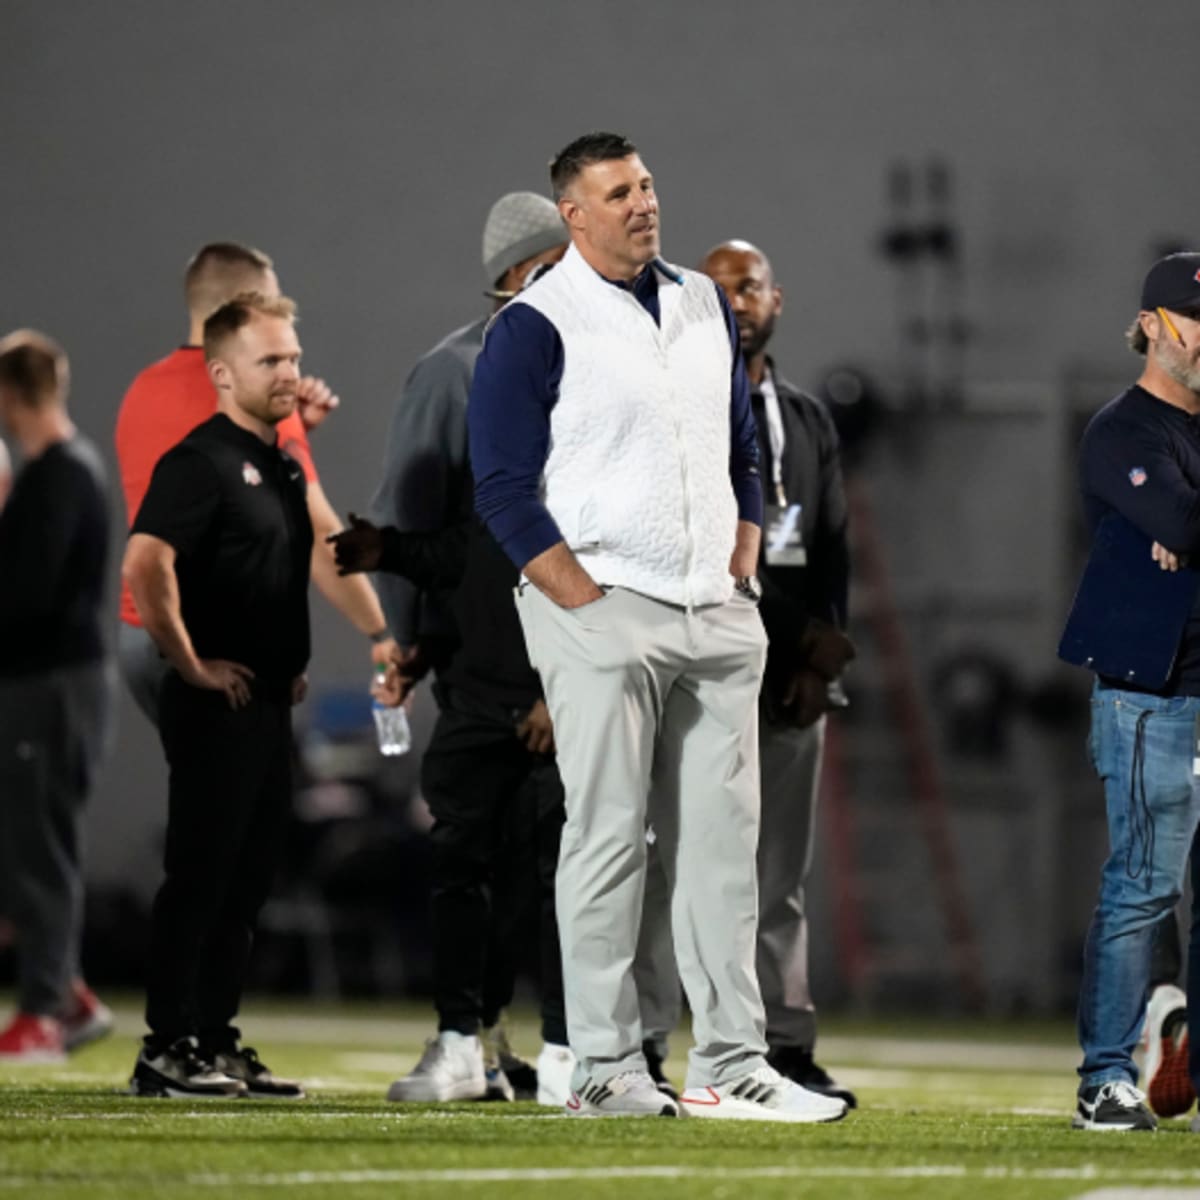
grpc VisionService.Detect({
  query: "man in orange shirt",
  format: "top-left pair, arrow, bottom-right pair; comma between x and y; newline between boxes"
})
116,243 -> 397,720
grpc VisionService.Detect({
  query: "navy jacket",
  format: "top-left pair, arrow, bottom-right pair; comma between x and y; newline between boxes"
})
1070,384 -> 1200,694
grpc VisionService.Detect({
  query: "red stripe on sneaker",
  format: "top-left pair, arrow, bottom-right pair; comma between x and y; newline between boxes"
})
682,1088 -> 722,1107
1147,1035 -> 1196,1118
566,1093 -> 581,1111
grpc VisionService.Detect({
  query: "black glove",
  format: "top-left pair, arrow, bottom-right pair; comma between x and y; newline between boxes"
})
327,512 -> 383,574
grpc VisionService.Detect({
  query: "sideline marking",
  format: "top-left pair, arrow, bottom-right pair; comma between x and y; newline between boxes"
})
7,1165 -> 1200,1188
1073,1192 -> 1200,1199
1,1109 -> 574,1122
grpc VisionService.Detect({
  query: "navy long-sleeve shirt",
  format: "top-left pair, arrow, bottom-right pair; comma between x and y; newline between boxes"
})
468,260 -> 762,570
1080,383 -> 1200,693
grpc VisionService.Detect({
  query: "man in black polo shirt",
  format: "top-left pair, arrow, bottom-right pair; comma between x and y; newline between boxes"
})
123,292 -> 312,1098
1068,252 -> 1200,1131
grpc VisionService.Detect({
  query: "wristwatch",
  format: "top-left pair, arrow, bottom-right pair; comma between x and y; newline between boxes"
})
734,575 -> 762,602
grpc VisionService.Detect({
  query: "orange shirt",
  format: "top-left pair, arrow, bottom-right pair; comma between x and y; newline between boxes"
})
115,346 -> 317,627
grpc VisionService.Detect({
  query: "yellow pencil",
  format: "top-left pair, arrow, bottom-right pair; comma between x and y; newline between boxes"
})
1158,306 -> 1186,346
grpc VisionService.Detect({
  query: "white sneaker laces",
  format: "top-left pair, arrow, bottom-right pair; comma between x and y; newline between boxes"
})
1103,1081 -> 1146,1108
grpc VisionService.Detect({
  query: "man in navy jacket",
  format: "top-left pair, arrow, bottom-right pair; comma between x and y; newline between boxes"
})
1068,252 -> 1200,1132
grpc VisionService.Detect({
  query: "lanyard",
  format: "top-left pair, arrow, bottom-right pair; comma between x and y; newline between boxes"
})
759,370 -> 787,507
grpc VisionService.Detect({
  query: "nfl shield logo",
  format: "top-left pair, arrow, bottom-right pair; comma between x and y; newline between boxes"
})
242,462 -> 263,486
1129,467 -> 1147,487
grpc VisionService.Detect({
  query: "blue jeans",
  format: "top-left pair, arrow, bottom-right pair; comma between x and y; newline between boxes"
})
1078,683 -> 1200,1089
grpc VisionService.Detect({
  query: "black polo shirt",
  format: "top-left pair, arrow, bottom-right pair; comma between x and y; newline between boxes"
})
132,413 -> 312,687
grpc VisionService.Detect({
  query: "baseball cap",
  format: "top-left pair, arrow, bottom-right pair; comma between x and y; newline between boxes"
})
1140,252 -> 1200,314
482,192 -> 567,289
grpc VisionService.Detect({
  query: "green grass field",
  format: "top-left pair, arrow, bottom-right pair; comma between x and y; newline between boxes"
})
3,1000 -> 1200,1199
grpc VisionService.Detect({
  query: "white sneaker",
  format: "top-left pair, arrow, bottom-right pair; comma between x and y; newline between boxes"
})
680,1064 -> 847,1123
1141,983 -> 1194,1118
566,1068 -> 679,1117
536,1042 -> 575,1107
386,1031 -> 487,1102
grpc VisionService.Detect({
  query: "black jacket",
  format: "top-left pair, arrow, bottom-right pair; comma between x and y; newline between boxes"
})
753,363 -> 850,701
377,519 -> 541,718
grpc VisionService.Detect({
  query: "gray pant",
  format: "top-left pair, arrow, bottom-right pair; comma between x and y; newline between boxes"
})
117,622 -> 169,728
756,716 -> 824,1048
517,584 -> 769,1089
639,715 -> 826,1052
633,829 -> 677,1062
0,660 -> 115,1013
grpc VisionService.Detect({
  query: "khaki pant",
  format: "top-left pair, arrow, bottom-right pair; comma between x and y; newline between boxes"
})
517,584 -> 769,1088
638,717 -> 826,1055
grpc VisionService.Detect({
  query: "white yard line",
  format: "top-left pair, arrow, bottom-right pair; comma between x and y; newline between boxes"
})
1,1109 -> 572,1121
5,1164 -> 1200,1188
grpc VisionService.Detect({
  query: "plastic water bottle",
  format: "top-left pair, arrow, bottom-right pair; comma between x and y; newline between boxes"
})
371,664 -> 411,756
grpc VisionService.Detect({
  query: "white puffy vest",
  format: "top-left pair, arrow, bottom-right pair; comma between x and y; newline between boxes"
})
513,244 -> 737,607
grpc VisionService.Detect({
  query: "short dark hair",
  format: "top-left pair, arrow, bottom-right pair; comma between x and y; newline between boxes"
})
185,242 -> 274,318
203,292 -> 297,360
0,329 -> 68,407
550,131 -> 638,199
1126,315 -> 1149,356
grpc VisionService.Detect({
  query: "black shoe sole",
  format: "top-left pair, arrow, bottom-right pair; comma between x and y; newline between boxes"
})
1072,1110 -> 1157,1132
502,1064 -> 539,1096
130,1061 -> 245,1099
130,1080 -> 246,1098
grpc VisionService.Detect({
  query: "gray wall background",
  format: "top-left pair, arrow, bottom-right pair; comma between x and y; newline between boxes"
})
2,2 -> 1198,978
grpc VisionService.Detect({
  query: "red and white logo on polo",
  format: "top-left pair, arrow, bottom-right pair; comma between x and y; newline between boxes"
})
242,462 -> 262,486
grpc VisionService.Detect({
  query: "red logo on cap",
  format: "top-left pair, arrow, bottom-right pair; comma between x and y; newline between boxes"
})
1194,268 -> 1200,283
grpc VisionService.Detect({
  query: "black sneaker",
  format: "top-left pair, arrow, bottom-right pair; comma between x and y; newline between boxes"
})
1073,1081 -> 1158,1131
130,1038 -> 246,1098
482,1065 -> 516,1102
211,1045 -> 306,1099
642,1039 -> 679,1101
767,1045 -> 858,1109
482,1023 -> 534,1101
498,1053 -> 538,1100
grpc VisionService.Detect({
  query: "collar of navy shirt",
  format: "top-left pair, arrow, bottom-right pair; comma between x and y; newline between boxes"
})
597,257 -> 685,327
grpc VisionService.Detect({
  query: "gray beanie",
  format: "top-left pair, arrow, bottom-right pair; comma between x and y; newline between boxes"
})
482,192 -> 567,287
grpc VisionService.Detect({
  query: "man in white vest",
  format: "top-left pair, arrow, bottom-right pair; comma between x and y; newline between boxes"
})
467,131 -> 846,1124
